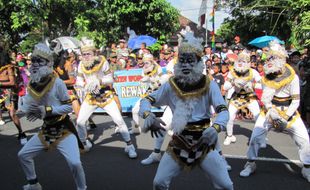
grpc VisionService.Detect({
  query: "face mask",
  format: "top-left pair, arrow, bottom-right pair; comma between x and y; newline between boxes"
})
18,62 -> 25,67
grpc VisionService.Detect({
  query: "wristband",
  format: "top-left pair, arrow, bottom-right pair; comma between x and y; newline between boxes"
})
282,114 -> 289,121
142,111 -> 151,119
212,123 -> 221,133
45,106 -> 53,116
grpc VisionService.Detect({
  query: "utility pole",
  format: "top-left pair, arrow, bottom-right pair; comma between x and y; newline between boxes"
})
205,0 -> 208,45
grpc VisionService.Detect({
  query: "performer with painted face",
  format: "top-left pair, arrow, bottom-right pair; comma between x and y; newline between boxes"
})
53,48 -> 97,129
239,41 -> 310,182
75,37 -> 137,158
139,31 -> 233,189
18,43 -> 87,190
131,54 -> 172,165
223,50 -> 262,145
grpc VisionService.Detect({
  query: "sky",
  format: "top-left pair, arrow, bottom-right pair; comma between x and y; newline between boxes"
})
166,0 -> 230,31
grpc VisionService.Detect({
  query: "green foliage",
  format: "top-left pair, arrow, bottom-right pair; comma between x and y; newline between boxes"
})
217,0 -> 310,48
148,35 -> 167,53
290,0 -> 310,47
18,32 -> 42,53
0,0 -> 179,52
216,22 -> 235,44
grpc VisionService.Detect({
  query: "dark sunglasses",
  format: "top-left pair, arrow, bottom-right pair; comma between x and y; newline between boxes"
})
31,57 -> 49,66
82,52 -> 93,56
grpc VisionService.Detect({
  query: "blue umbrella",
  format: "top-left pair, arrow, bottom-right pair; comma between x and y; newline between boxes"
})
127,36 -> 138,50
128,35 -> 157,50
248,36 -> 284,48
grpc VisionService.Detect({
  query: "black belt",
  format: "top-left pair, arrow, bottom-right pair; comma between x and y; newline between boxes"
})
187,118 -> 211,126
43,115 -> 84,149
272,97 -> 292,106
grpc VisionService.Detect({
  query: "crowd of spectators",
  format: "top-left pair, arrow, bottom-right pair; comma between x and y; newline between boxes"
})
1,36 -> 309,133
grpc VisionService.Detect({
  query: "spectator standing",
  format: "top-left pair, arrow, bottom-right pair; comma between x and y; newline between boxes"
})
211,64 -> 225,97
202,45 -> 212,64
109,52 -> 122,72
159,49 -> 171,67
116,39 -> 129,60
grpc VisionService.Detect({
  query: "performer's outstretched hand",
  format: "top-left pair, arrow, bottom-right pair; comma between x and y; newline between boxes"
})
85,79 -> 100,94
26,113 -> 41,121
269,108 -> 288,130
27,105 -> 46,121
143,112 -> 166,138
195,126 -> 218,148
150,118 -> 166,138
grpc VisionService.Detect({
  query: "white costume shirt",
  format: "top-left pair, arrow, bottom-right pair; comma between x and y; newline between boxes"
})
76,58 -> 113,87
223,68 -> 261,94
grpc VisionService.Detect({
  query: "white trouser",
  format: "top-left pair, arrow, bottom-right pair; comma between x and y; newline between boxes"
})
77,100 -> 130,142
153,107 -> 173,150
18,134 -> 87,190
153,151 -> 233,190
131,99 -> 141,127
226,100 -> 260,136
247,114 -> 310,165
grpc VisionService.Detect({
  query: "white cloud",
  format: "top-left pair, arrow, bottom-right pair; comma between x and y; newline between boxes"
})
166,0 -> 230,31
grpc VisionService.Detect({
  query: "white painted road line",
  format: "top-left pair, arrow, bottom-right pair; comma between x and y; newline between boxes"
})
223,154 -> 302,165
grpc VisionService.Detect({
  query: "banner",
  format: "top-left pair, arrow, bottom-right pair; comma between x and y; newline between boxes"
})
95,68 -> 165,113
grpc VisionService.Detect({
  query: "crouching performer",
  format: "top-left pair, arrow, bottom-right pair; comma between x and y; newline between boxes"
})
75,37 -> 137,158
139,32 -> 233,190
239,41 -> 310,183
223,50 -> 261,145
18,43 -> 87,190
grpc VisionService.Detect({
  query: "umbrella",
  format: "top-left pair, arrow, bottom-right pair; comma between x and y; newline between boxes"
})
51,36 -> 81,54
248,36 -> 284,48
128,35 -> 157,50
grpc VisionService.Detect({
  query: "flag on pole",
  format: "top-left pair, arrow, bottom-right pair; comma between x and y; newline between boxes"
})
210,2 -> 216,50
198,0 -> 207,27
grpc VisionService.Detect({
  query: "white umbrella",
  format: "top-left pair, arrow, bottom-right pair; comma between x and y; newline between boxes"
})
51,36 -> 81,54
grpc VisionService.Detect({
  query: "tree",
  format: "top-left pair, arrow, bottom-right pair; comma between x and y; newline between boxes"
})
216,0 -> 310,48
74,0 -> 179,47
0,0 -> 179,52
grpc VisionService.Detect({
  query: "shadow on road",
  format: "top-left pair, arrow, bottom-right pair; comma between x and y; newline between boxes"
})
0,115 -> 309,190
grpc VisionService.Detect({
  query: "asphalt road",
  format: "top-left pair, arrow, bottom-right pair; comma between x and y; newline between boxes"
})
0,114 -> 309,190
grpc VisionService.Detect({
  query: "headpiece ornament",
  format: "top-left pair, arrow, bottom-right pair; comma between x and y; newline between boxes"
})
80,37 -> 96,53
267,40 -> 288,60
178,26 -> 203,58
32,43 -> 54,62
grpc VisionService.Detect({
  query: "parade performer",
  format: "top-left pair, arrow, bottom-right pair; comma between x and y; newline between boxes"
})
54,48 -> 97,129
239,41 -> 310,183
223,50 -> 262,145
18,43 -> 87,190
131,54 -> 172,165
0,44 -> 27,145
75,37 -> 137,158
139,31 -> 233,189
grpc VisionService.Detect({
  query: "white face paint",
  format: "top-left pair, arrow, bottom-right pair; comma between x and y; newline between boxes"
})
174,52 -> 204,85
264,56 -> 285,74
234,59 -> 250,73
81,50 -> 96,67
